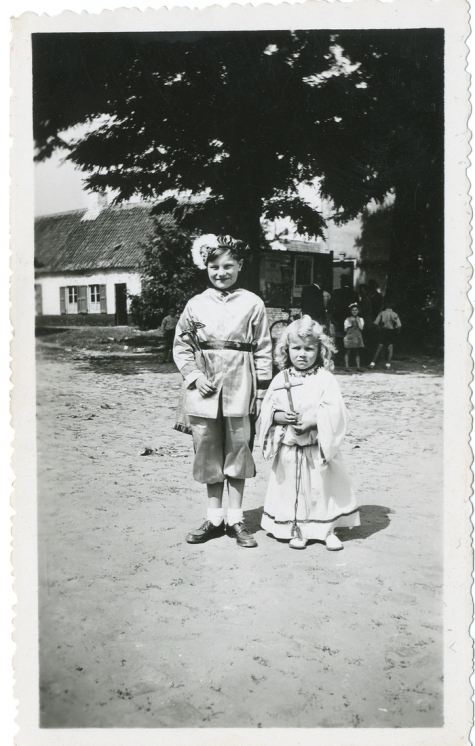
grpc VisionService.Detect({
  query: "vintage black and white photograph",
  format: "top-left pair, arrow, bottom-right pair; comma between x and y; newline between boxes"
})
10,1 -> 472,742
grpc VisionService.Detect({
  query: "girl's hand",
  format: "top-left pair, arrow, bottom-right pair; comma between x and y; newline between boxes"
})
293,416 -> 318,435
196,375 -> 217,397
273,410 -> 299,425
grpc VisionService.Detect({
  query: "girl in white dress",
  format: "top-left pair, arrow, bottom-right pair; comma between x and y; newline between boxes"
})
259,315 -> 359,550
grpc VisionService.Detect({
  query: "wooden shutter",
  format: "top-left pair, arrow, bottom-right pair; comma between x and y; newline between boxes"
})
99,285 -> 107,314
35,284 -> 43,315
59,287 -> 66,315
78,285 -> 88,314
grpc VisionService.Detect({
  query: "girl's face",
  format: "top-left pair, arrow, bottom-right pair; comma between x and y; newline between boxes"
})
207,250 -> 243,290
288,335 -> 319,370
351,306 -> 359,316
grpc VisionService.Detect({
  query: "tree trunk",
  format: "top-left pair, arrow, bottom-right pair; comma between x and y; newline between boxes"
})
238,207 -> 263,296
221,176 -> 263,295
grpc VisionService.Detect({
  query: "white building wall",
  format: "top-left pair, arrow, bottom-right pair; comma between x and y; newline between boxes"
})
37,270 -> 141,316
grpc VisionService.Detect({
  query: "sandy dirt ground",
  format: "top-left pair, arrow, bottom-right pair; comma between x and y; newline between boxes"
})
36,340 -> 443,728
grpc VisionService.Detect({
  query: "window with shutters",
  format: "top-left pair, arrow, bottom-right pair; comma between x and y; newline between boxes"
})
89,285 -> 101,313
66,286 -> 78,314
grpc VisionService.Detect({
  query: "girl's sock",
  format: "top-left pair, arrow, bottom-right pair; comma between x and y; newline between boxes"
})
227,508 -> 244,526
207,508 -> 224,527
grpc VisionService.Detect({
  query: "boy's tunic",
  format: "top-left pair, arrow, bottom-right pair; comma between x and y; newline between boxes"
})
173,287 -> 272,483
173,288 -> 272,418
259,368 -> 360,540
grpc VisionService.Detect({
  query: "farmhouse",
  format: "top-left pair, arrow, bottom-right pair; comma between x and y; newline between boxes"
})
34,203 -> 154,326
34,200 -> 391,326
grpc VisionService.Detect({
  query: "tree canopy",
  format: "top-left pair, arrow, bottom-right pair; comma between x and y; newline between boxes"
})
33,29 -> 444,307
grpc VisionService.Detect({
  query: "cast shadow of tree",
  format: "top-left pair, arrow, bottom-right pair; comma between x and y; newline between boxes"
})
244,504 -> 393,541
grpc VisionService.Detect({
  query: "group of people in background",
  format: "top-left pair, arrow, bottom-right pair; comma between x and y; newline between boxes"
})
162,275 -> 402,371
301,275 -> 401,371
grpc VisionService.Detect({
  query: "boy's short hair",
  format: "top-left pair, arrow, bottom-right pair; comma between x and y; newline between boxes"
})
206,239 -> 250,265
274,315 -> 336,371
192,234 -> 251,268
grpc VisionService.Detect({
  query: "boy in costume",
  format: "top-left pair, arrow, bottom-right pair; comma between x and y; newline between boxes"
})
173,234 -> 272,547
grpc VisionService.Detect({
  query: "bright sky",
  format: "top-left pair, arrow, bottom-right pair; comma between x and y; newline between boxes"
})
34,147 -> 327,225
34,150 -> 96,216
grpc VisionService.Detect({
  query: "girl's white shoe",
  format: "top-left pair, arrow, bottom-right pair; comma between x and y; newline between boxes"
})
325,533 -> 343,551
289,537 -> 308,550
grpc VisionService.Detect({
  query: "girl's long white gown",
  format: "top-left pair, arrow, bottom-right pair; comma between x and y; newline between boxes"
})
259,367 -> 360,541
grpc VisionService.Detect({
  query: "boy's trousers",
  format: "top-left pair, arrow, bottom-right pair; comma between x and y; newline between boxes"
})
189,405 -> 255,484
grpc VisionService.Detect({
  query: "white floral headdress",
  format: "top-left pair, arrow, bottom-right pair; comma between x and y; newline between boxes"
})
191,234 -> 220,269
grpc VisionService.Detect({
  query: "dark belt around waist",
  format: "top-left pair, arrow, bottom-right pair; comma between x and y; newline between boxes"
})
199,340 -> 257,352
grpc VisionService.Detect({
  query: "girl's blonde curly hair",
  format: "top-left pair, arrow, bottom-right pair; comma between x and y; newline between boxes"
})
274,315 -> 336,372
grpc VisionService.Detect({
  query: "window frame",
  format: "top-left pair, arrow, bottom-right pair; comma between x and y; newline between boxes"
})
66,286 -> 78,314
88,284 -> 101,313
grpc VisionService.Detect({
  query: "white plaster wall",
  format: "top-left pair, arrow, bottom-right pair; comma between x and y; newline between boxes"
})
37,270 -> 141,315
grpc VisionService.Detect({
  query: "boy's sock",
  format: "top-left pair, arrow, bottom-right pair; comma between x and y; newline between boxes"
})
227,508 -> 244,526
207,508 -> 224,527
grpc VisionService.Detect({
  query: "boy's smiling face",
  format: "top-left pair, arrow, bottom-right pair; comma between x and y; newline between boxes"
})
207,250 -> 243,290
288,335 -> 319,370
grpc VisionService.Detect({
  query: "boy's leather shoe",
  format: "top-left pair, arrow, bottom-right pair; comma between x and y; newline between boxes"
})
186,520 -> 225,544
227,522 -> 258,548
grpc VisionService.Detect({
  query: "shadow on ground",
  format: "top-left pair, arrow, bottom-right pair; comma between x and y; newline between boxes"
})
36,326 -> 70,337
37,344 -> 175,376
244,504 -> 393,542
81,356 -> 172,376
338,504 -> 393,542
243,506 -> 264,533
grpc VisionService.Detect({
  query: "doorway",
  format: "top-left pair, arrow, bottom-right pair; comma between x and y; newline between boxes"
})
114,284 -> 128,325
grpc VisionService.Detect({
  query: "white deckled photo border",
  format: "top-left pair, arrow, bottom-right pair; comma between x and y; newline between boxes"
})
9,1 -> 473,744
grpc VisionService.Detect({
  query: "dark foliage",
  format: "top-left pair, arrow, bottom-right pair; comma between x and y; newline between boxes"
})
33,29 -> 444,310
129,215 -> 206,330
334,30 -> 444,319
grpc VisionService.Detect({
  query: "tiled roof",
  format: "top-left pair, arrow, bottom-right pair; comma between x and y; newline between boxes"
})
35,204 -> 158,274
35,204 -> 328,275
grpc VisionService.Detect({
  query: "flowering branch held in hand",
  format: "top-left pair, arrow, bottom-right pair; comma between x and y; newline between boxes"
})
179,319 -> 209,378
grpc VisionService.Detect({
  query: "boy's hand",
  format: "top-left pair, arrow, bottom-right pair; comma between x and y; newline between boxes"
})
273,411 -> 299,426
293,415 -> 318,435
196,375 -> 217,397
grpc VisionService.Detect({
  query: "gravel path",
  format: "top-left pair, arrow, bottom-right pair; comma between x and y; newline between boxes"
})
37,344 -> 443,728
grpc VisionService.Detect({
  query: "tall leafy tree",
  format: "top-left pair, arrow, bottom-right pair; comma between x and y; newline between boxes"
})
33,30 -> 443,310
325,30 -> 444,322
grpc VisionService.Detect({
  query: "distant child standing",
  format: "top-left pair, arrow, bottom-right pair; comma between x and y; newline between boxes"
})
368,302 -> 402,370
174,234 -> 273,548
160,308 -> 178,363
259,316 -> 359,551
343,303 -> 364,372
